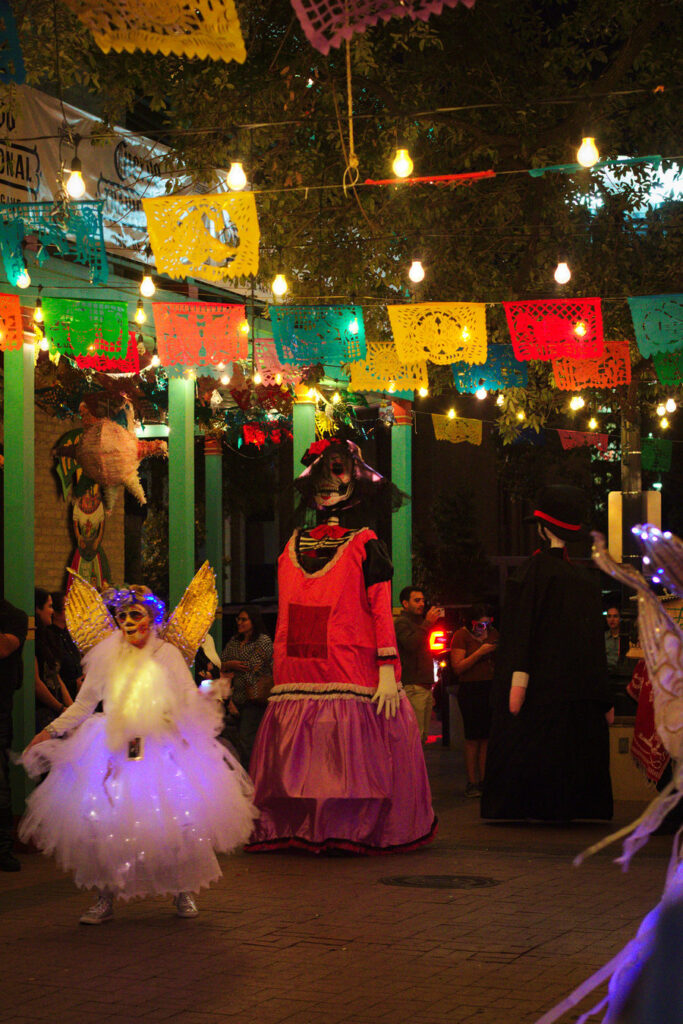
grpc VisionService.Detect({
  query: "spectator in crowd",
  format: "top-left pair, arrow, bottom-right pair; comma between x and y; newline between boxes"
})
0,596 -> 28,871
221,606 -> 273,767
48,591 -> 83,700
450,604 -> 499,798
34,589 -> 73,732
395,586 -> 442,743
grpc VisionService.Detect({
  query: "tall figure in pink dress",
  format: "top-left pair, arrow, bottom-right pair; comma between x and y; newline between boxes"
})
247,439 -> 436,854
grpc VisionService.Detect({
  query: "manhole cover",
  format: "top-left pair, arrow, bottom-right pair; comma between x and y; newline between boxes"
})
380,875 -> 500,889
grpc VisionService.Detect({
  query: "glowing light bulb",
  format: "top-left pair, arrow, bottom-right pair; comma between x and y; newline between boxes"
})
656,403 -> 666,417
307,387 -> 317,400
408,260 -> 425,283
33,298 -> 44,324
275,373 -> 283,385
151,354 -> 160,367
272,273 -> 287,297
496,394 -> 504,407
577,137 -> 599,168
226,161 -> 247,191
220,374 -> 230,386
588,417 -> 598,430
16,269 -> 30,288
253,372 -> 262,385
349,316 -> 359,335
574,321 -> 587,337
66,157 -> 86,199
516,410 -> 526,421
217,361 -> 225,371
418,386 -> 429,397
475,386 -> 487,400
134,299 -> 146,325
447,407 -> 456,420
239,320 -> 249,335
462,327 -> 470,342
666,398 -> 676,413
569,395 -> 585,411
140,273 -> 155,298
392,148 -> 413,178
388,380 -> 396,394
554,261 -> 571,284
660,417 -> 669,429
39,336 -> 49,352
332,392 -> 341,404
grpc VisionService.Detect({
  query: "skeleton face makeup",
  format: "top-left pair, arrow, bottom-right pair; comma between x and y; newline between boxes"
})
115,603 -> 152,648
313,450 -> 354,510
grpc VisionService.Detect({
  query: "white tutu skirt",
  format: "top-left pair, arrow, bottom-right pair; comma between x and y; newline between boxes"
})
19,713 -> 257,899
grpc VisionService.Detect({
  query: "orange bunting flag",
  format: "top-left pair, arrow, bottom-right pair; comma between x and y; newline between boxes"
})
152,301 -> 247,369
552,340 -> 631,391
0,293 -> 24,350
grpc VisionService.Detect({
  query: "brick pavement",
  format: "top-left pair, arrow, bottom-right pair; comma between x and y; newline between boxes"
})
0,741 -> 670,1024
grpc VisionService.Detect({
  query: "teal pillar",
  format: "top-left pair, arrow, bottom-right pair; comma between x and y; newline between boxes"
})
292,393 -> 316,478
204,435 -> 223,648
391,402 -> 413,606
168,377 -> 195,611
4,345 -> 35,809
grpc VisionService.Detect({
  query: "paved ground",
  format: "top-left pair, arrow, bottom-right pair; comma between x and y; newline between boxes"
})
0,736 -> 670,1024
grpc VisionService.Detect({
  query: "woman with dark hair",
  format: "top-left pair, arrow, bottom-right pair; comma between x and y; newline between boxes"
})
34,588 -> 73,732
450,604 -> 499,798
221,606 -> 273,767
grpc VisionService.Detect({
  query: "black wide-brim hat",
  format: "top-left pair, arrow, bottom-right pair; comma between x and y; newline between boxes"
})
524,484 -> 588,542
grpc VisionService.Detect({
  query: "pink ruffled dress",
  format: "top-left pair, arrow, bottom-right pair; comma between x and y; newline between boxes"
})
247,527 -> 436,854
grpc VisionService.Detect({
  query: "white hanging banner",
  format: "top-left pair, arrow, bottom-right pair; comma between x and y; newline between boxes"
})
0,84 -> 187,260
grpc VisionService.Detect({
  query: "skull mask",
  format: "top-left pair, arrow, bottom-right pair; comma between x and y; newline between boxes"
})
313,448 -> 354,511
115,603 -> 152,648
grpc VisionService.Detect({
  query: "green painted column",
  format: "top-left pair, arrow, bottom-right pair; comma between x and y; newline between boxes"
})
391,401 -> 413,606
292,389 -> 316,478
168,377 -> 195,611
4,345 -> 35,809
204,435 -> 223,648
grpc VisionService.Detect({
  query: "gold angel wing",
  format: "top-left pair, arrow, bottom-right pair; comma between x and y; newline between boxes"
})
65,569 -> 118,655
160,562 -> 217,666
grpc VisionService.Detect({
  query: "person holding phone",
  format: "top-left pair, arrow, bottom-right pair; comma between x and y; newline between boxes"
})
450,604 -> 498,797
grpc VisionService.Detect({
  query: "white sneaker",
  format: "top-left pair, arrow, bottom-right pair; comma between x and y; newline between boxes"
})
79,894 -> 114,925
174,892 -> 199,918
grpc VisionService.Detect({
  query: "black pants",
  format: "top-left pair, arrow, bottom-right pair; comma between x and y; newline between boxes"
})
221,701 -> 267,769
0,705 -> 14,853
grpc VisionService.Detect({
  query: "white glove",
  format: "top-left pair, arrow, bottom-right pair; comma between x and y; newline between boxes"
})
371,664 -> 400,719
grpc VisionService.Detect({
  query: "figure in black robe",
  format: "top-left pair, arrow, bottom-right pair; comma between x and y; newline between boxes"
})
482,487 -> 614,822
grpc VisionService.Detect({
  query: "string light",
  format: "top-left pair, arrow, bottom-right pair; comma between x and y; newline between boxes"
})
151,354 -> 160,367
418,386 -> 429,397
226,161 -> 247,191
217,362 -> 225,371
239,320 -> 249,335
307,387 -> 317,400
447,407 -> 456,420
332,391 -> 341,404
516,410 -> 526,421
220,374 -> 230,385
388,380 -> 396,393
134,299 -> 146,325
140,273 -> 155,298
656,403 -> 666,417
272,273 -> 288,297
33,295 -> 44,324
392,148 -> 413,178
253,372 -> 262,385
570,395 -> 585,410
39,335 -> 49,352
275,372 -> 283,385
577,137 -> 600,168
66,155 -> 86,199
554,261 -> 571,284
660,417 -> 670,429
496,394 -> 504,407
16,269 -> 30,288
475,386 -> 487,400
349,316 -> 359,334
574,321 -> 587,337
666,398 -> 677,413
588,417 -> 598,430
408,260 -> 425,283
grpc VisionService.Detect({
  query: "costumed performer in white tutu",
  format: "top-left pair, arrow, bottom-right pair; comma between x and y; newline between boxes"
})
19,565 -> 257,925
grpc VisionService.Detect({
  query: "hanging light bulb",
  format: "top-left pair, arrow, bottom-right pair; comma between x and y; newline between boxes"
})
349,316 -> 359,335
307,387 -> 317,400
39,335 -> 49,352
275,372 -> 283,385
554,261 -> 571,285
226,161 -> 247,191
588,417 -> 598,430
418,386 -> 429,398
16,268 -> 30,288
151,353 -> 160,367
239,319 -> 249,335
516,410 -> 526,421
217,361 -> 226,371
332,391 -> 341,404
660,417 -> 670,429
656,403 -> 666,417
570,395 -> 585,411
447,407 -> 456,420
392,148 -> 413,178
220,374 -> 231,386
253,371 -> 262,385
475,386 -> 488,400
66,155 -> 86,199
408,260 -> 425,283
134,299 -> 146,325
577,137 -> 600,168
574,321 -> 587,337
272,273 -> 288,298
140,273 -> 155,298
496,394 -> 504,407
666,397 -> 677,413
388,380 -> 396,394
33,296 -> 44,324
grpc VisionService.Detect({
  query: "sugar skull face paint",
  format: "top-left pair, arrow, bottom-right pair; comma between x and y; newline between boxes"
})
313,449 -> 354,510
115,603 -> 152,648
